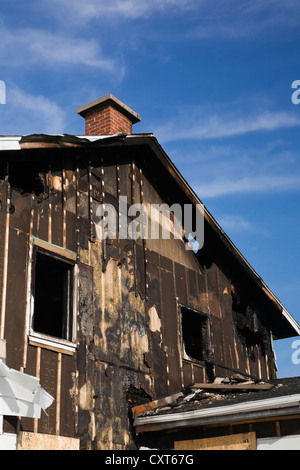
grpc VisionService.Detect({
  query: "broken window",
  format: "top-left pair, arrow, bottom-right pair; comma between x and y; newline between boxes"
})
180,306 -> 211,363
30,243 -> 76,345
231,284 -> 270,361
8,161 -> 47,197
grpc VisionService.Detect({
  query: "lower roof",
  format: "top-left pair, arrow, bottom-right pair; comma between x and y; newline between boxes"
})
133,376 -> 300,433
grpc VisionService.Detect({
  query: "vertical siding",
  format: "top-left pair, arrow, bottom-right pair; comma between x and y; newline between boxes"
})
0,147 -> 279,446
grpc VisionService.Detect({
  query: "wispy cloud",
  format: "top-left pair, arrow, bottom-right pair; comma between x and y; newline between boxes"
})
154,108 -> 300,143
27,30 -> 122,72
48,0 -> 196,22
171,138 -> 300,199
216,214 -> 253,233
0,26 -> 124,76
196,174 -> 300,198
44,0 -> 300,42
189,0 -> 300,39
1,86 -> 66,135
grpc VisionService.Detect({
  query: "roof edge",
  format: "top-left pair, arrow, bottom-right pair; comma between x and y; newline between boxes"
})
134,393 -> 300,433
138,135 -> 300,339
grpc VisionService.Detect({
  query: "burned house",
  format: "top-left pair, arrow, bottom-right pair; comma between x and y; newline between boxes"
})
0,94 -> 299,450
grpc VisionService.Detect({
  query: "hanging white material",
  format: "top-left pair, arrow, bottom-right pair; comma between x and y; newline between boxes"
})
0,362 -> 54,419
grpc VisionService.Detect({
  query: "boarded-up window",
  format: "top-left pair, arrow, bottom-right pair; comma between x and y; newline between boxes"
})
180,306 -> 211,363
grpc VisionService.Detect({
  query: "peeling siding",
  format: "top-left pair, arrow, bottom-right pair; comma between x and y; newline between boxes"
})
0,145 -> 280,449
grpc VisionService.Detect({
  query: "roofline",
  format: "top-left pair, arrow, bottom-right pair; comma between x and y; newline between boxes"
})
133,393 -> 300,433
0,134 -> 116,151
139,135 -> 300,338
0,132 -> 299,338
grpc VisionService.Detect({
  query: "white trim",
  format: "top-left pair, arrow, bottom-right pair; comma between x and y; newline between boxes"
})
27,239 -> 78,353
282,308 -> 300,336
0,134 -> 114,151
76,135 -> 118,141
28,334 -> 76,353
32,237 -> 77,261
134,394 -> 300,427
0,136 -> 21,150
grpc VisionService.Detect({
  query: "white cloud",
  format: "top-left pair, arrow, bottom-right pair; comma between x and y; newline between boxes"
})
46,0 -> 300,35
0,26 -> 123,75
195,174 -> 300,198
27,30 -> 121,72
42,0 -> 300,46
48,0 -> 195,22
155,109 -> 300,143
216,214 -> 253,233
172,139 -> 300,199
189,0 -> 300,38
2,86 -> 66,135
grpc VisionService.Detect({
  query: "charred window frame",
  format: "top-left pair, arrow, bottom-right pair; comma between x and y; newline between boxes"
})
231,284 -> 271,362
28,238 -> 77,352
180,305 -> 212,364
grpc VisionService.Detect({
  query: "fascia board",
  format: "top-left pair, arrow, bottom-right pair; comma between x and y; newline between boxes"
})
0,136 -> 22,150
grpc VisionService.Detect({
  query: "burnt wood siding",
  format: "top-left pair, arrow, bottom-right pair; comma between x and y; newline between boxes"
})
0,147 -> 277,448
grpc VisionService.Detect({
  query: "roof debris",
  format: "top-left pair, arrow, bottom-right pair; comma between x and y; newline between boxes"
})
131,375 -> 276,419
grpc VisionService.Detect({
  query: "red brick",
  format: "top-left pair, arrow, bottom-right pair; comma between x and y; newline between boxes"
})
78,94 -> 141,136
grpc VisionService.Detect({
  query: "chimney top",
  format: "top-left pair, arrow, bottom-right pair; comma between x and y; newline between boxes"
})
77,94 -> 141,136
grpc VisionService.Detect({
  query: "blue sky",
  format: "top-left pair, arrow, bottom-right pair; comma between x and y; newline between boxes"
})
1,0 -> 300,378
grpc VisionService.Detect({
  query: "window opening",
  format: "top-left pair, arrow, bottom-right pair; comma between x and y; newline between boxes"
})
32,249 -> 74,342
9,161 -> 47,197
180,306 -> 211,363
231,284 -> 270,362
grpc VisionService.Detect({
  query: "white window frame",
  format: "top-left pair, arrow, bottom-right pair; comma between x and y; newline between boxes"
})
27,237 -> 78,354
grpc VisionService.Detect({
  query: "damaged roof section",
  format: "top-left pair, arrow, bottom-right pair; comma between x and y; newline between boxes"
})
132,375 -> 275,419
0,133 -> 120,150
133,376 -> 300,433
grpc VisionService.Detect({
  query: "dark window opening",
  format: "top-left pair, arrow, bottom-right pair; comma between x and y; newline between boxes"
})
32,250 -> 74,342
9,161 -> 47,197
181,306 -> 211,363
231,284 -> 271,361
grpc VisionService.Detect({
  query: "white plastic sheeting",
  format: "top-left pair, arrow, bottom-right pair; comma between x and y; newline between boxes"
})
0,361 -> 54,419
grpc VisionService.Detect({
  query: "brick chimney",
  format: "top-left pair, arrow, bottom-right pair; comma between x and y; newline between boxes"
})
77,94 -> 141,136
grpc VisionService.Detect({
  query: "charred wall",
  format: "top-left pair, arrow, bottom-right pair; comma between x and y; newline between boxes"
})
0,144 -> 277,449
